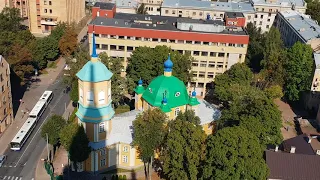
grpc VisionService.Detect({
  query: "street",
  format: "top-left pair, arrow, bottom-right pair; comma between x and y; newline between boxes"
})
0,71 -> 70,180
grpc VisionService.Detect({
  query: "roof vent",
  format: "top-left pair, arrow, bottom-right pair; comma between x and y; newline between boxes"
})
290,146 -> 296,153
153,24 -> 156,27
100,22 -> 103,25
299,28 -> 305,32
210,3 -> 215,7
275,145 -> 279,152
115,21 -> 118,24
317,150 -> 320,155
146,24 -> 149,26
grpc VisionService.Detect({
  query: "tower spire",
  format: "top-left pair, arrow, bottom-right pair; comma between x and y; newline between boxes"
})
91,30 -> 98,61
164,53 -> 173,77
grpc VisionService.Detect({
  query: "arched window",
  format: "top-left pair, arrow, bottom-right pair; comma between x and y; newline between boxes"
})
87,91 -> 94,105
79,88 -> 83,102
174,107 -> 180,117
98,91 -> 105,104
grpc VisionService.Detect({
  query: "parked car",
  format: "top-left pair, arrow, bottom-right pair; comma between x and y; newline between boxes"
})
0,155 -> 7,167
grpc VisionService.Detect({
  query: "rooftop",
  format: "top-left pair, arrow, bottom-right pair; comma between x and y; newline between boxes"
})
250,0 -> 306,7
225,12 -> 245,18
314,53 -> 320,69
282,134 -> 315,155
162,0 -> 255,13
266,150 -> 320,180
90,13 -> 247,35
91,0 -> 138,8
279,10 -> 320,42
94,2 -> 115,10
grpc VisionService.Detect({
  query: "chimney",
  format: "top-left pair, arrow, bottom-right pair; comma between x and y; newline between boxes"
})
275,145 -> 279,152
97,10 -> 100,17
290,146 -> 296,153
308,136 -> 312,144
316,150 -> 320,155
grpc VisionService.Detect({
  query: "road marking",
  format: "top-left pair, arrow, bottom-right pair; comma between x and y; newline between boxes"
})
15,177 -> 18,180
3,176 -> 7,179
15,92 -> 65,167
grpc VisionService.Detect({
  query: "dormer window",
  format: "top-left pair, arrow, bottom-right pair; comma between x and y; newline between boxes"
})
175,92 -> 181,97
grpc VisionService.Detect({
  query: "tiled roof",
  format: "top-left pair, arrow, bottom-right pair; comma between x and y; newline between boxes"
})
266,150 -> 320,180
282,134 -> 315,155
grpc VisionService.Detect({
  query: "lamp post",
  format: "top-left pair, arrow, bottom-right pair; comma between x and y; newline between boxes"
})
46,133 -> 50,162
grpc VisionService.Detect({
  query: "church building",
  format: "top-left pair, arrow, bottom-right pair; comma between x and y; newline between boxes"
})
73,32 -> 221,173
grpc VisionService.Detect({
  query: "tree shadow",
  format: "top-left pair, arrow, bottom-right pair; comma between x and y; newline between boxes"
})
10,70 -> 27,117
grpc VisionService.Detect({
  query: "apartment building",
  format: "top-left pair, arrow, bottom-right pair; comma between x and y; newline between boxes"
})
11,0 -> 29,18
139,0 -> 163,15
161,0 -> 255,25
250,0 -> 307,32
89,5 -> 249,97
0,56 -> 13,134
28,0 -> 85,34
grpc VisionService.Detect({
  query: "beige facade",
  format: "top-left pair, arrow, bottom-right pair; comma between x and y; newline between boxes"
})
91,34 -> 247,97
28,0 -> 85,34
0,56 -> 14,134
139,0 -> 162,15
0,0 -> 12,13
11,0 -> 28,18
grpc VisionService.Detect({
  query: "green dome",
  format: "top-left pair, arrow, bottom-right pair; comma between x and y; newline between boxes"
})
142,75 -> 189,108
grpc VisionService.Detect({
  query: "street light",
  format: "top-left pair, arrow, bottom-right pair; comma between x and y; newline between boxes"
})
46,133 -> 50,162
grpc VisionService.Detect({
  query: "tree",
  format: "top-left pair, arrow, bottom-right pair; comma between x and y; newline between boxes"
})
60,123 -> 78,151
201,126 -> 269,180
136,3 -> 147,14
31,36 -> 59,69
41,115 -> 67,145
127,46 -> 193,93
99,52 -> 126,107
50,22 -> 67,42
307,1 -> 320,24
214,63 -> 253,103
218,86 -> 283,147
70,80 -> 79,102
260,27 -> 286,87
132,109 -> 167,180
59,26 -> 78,56
69,125 -> 91,170
264,85 -> 283,99
245,22 -> 264,72
0,7 -> 23,32
161,110 -> 206,180
284,42 -> 314,101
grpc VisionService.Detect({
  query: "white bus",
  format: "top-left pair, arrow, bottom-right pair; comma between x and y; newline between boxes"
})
10,118 -> 37,151
10,91 -> 53,151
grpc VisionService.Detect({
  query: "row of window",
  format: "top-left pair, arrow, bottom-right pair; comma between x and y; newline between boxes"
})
193,71 -> 222,79
95,34 -> 246,47
79,89 -> 111,105
43,0 -> 52,5
44,9 -> 52,13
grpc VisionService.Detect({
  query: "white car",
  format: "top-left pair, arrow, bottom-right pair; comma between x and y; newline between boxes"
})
0,155 -> 6,167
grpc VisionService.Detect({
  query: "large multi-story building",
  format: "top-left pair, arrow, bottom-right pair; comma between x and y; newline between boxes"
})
250,0 -> 307,32
11,0 -> 29,18
28,0 -> 85,34
139,0 -> 163,15
0,0 -> 11,13
0,55 -> 14,134
89,4 -> 249,97
161,0 -> 255,25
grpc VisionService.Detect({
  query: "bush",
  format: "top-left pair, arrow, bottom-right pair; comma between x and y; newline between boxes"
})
68,107 -> 77,124
115,105 -> 130,115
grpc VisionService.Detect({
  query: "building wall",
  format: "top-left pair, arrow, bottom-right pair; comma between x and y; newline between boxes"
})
225,16 -> 246,27
0,0 -> 11,13
139,0 -> 162,15
29,0 -> 85,34
88,29 -> 248,97
92,6 -> 116,19
11,0 -> 28,18
0,56 -> 13,134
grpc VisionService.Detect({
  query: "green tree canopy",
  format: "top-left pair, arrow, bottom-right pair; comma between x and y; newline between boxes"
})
307,1 -> 320,24
214,63 -> 253,103
69,125 -> 91,164
162,110 -> 206,180
126,46 -> 193,93
60,123 -> 78,151
59,26 -> 78,56
219,86 -> 283,147
132,108 -> 167,179
99,52 -> 126,107
41,115 -> 67,145
70,80 -> 79,102
0,7 -> 23,32
284,42 -> 314,101
201,126 -> 269,180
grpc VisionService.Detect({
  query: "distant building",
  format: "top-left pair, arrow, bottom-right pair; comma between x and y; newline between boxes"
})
11,0 -> 29,18
0,55 -> 14,134
89,0 -> 139,14
139,0 -> 163,15
250,0 -> 307,32
89,3 -> 249,97
225,12 -> 246,28
28,0 -> 86,35
0,0 -> 12,13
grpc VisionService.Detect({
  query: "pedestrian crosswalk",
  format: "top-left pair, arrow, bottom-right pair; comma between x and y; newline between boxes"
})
0,176 -> 22,180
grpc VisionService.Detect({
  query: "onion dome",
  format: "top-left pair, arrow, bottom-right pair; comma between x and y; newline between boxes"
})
189,90 -> 200,106
135,79 -> 145,95
164,54 -> 173,72
160,96 -> 171,113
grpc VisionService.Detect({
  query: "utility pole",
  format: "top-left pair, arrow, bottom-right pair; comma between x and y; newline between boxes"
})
46,133 -> 50,162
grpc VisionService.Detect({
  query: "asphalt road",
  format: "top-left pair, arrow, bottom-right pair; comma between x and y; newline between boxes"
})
0,72 -> 70,180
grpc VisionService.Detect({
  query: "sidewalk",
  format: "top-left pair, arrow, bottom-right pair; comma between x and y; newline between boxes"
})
0,58 -> 66,155
35,102 -> 74,180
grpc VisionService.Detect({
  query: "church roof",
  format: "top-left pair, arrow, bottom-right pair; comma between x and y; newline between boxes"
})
142,75 -> 189,108
76,32 -> 113,82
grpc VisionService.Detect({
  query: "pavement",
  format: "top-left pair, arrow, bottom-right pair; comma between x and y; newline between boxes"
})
0,58 -> 70,180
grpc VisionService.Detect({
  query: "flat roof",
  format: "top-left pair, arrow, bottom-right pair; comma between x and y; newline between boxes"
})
40,91 -> 53,101
162,0 -> 255,13
225,12 -> 245,18
29,101 -> 46,116
250,0 -> 306,7
314,53 -> 320,68
279,10 -> 320,42
94,2 -> 115,10
90,13 -> 247,35
12,118 -> 37,143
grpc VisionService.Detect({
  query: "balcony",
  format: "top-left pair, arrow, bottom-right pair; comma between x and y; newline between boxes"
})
41,18 -> 57,26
